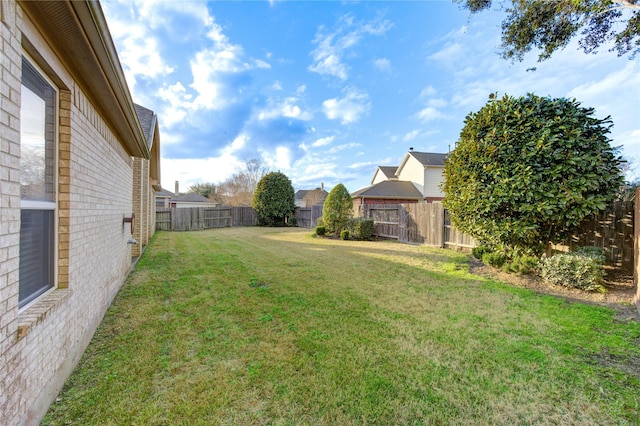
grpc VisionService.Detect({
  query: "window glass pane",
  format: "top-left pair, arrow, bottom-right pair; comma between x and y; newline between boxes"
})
20,58 -> 55,202
19,209 -> 54,308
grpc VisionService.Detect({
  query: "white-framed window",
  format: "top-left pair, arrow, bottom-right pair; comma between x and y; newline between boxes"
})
19,56 -> 58,309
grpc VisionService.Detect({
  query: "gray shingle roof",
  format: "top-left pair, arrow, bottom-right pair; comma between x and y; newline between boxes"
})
377,166 -> 398,179
351,180 -> 423,199
134,103 -> 156,149
171,193 -> 210,202
156,188 -> 174,197
408,151 -> 447,166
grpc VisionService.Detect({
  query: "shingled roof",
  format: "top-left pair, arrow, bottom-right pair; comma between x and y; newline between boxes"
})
377,166 -> 398,179
351,180 -> 423,199
407,151 -> 447,166
134,103 -> 157,149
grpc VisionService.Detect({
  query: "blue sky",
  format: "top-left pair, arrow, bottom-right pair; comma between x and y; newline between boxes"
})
101,0 -> 640,194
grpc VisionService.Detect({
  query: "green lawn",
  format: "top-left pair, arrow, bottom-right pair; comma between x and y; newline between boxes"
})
43,227 -> 640,425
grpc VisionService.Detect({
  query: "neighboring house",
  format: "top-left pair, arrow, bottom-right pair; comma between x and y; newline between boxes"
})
371,166 -> 398,185
0,2 -> 160,425
169,192 -> 219,208
352,149 -> 447,209
295,185 -> 329,207
133,103 -> 162,257
156,187 -> 175,208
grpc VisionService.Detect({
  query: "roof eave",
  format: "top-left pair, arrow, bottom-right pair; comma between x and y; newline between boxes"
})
21,0 -> 149,159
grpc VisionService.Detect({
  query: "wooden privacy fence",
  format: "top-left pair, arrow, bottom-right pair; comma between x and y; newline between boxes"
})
555,201 -> 635,270
156,207 -> 257,231
295,205 -> 324,228
358,203 -> 475,249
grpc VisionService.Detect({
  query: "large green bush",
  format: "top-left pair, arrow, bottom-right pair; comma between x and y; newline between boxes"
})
252,172 -> 296,226
322,183 -> 353,234
442,93 -> 624,256
540,251 -> 605,292
345,218 -> 374,240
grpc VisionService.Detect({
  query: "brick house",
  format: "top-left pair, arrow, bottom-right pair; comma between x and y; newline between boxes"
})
352,149 -> 448,209
0,1 -> 160,424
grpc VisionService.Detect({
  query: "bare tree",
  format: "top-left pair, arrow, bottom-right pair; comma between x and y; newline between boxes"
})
303,188 -> 327,207
219,158 -> 270,206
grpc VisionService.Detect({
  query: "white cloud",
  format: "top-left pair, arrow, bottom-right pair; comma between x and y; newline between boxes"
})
161,155 -> 242,189
270,81 -> 283,91
373,58 -> 392,73
312,136 -> 335,147
322,88 -> 371,124
414,107 -> 448,122
403,129 -> 421,141
327,142 -> 362,154
261,146 -> 292,170
420,85 -> 437,98
309,14 -> 393,80
257,97 -> 312,121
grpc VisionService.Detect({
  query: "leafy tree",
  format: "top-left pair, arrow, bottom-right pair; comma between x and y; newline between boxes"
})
322,184 -> 353,234
442,93 -> 624,256
188,182 -> 219,201
457,0 -> 640,61
252,171 -> 296,226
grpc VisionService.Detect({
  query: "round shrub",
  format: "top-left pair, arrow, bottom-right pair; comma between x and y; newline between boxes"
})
505,255 -> 540,274
482,252 -> 506,268
322,184 -> 353,234
345,218 -> 374,240
540,252 -> 605,292
340,229 -> 350,240
315,226 -> 326,236
472,245 -> 491,260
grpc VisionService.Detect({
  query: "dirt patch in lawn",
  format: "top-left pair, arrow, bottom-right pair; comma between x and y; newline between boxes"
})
468,259 -> 639,322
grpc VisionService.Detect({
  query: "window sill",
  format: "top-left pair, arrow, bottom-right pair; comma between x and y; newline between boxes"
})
17,289 -> 71,340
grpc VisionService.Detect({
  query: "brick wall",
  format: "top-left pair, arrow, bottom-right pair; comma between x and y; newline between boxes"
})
0,3 -> 140,424
0,2 -> 23,421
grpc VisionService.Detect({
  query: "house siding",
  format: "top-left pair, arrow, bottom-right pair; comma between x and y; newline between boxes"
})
423,167 -> 445,199
0,2 -> 140,424
396,156 -> 424,195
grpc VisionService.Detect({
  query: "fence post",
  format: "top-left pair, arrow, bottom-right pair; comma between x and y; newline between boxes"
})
634,187 -> 639,314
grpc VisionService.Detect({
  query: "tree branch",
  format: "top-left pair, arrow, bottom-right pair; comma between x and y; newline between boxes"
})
613,0 -> 640,11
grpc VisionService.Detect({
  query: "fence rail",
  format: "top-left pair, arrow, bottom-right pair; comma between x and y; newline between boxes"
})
554,201 -> 634,270
156,207 -> 256,231
295,205 -> 324,228
359,203 -> 475,249
156,201 -> 634,270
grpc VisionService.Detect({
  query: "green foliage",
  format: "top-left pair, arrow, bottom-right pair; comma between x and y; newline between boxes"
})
252,172 -> 296,226
315,226 -> 326,236
340,229 -> 350,240
540,251 -> 605,292
502,255 -> 540,275
574,246 -> 606,264
322,183 -> 353,234
443,93 -> 624,256
472,245 -> 491,260
458,0 -> 640,61
482,252 -> 506,268
188,182 -> 218,200
345,218 -> 374,240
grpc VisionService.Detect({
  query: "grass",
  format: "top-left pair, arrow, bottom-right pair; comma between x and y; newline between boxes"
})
43,227 -> 640,425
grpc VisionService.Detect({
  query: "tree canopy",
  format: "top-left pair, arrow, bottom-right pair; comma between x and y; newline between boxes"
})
442,93 -> 624,255
322,184 -> 353,234
252,171 -> 295,226
188,182 -> 218,201
457,0 -> 640,61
